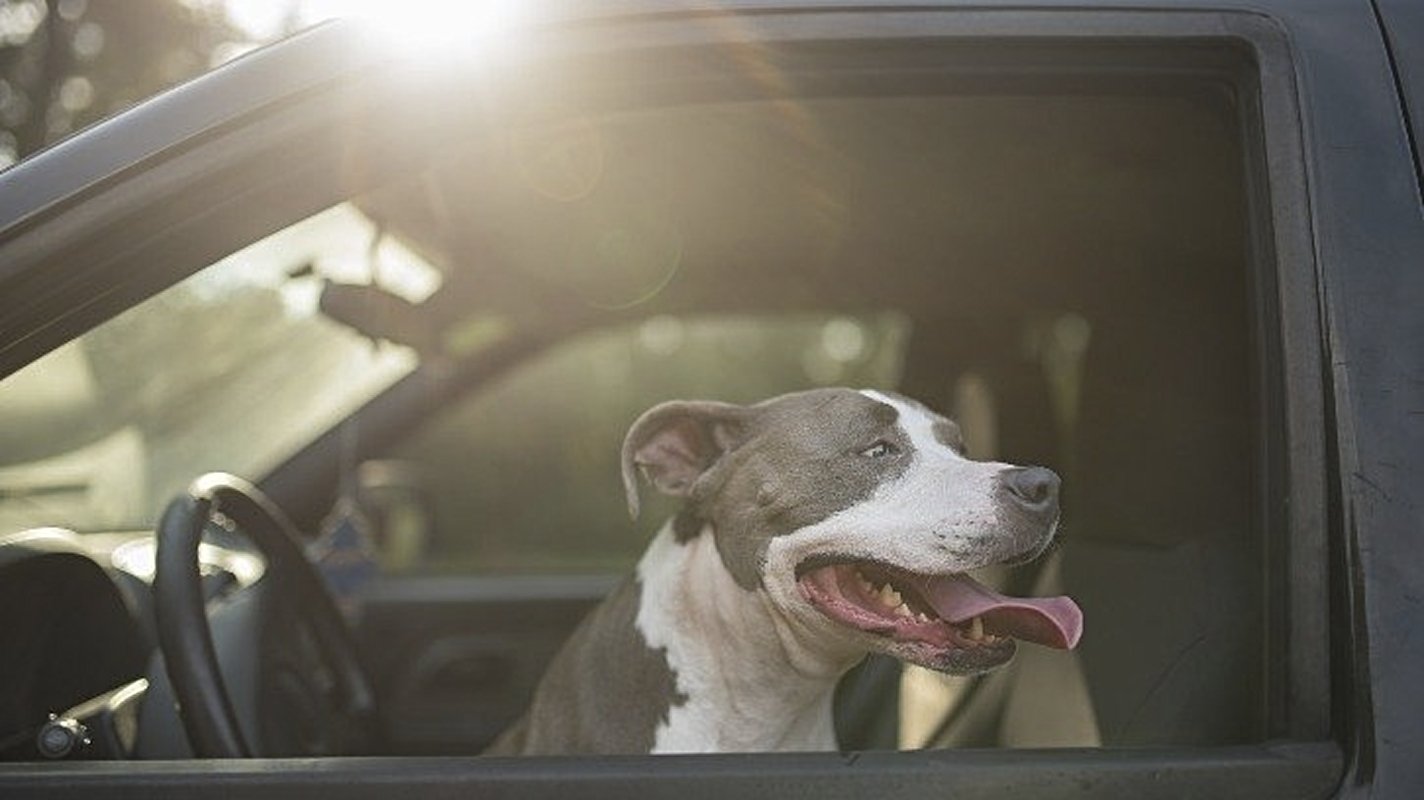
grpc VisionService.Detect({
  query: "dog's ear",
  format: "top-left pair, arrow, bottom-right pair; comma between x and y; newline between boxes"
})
621,400 -> 749,520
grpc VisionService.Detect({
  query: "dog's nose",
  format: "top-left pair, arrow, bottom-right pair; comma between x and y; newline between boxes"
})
999,466 -> 1060,518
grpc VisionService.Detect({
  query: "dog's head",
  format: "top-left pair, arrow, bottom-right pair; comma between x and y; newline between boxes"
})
622,387 -> 1081,676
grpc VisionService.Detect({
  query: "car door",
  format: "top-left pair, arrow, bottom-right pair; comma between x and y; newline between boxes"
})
2,1 -> 1418,798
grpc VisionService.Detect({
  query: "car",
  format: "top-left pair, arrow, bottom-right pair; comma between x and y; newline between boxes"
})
0,0 -> 1420,797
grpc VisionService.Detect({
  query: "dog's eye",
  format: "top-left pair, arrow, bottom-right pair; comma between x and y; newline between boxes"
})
859,440 -> 898,458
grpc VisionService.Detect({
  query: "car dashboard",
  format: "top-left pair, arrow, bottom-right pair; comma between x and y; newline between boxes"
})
0,528 -> 262,761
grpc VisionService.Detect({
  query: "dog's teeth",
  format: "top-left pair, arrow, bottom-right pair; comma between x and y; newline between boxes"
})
915,612 -> 931,623
894,603 -> 912,618
969,616 -> 984,641
877,584 -> 901,608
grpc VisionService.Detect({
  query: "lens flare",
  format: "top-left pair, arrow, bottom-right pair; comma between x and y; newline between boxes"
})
299,0 -> 523,53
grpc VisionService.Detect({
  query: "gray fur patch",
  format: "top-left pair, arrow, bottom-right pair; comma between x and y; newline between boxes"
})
482,577 -> 686,755
931,419 -> 966,454
875,389 -> 964,453
685,388 -> 913,589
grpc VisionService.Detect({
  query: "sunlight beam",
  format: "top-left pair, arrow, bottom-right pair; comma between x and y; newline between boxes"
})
299,0 -> 523,53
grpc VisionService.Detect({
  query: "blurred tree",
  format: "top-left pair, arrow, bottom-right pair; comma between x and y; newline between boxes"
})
0,0 -> 243,167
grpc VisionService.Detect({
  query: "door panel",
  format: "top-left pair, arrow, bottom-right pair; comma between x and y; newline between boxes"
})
356,574 -> 618,754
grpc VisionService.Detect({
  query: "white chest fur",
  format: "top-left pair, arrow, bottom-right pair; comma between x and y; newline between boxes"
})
634,523 -> 847,753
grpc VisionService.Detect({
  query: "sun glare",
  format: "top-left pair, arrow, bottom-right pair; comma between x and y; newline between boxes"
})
295,0 -> 523,53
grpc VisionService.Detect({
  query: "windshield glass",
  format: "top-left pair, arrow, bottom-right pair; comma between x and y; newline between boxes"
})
0,203 -> 427,533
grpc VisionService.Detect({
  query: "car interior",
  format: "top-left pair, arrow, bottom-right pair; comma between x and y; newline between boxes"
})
0,46 -> 1276,762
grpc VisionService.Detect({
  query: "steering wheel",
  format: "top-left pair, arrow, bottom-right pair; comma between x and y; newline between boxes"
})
153,473 -> 378,758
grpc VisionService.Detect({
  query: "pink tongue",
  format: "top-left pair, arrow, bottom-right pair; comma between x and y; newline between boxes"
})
916,574 -> 1083,650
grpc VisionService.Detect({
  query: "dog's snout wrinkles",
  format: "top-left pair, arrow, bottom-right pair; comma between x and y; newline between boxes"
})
999,466 -> 1060,518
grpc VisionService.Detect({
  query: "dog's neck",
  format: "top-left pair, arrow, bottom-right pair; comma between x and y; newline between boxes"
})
635,520 -> 857,753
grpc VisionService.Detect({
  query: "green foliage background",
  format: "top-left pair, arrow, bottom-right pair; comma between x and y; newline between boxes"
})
0,0 -> 284,167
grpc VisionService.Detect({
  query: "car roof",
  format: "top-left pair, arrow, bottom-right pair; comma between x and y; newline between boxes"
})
0,0 -> 1332,238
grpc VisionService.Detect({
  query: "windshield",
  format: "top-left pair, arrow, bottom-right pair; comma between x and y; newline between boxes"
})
0,204 -> 427,534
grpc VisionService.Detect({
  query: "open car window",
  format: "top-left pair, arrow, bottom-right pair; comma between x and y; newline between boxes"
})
0,204 -> 424,534
338,79 -> 1278,754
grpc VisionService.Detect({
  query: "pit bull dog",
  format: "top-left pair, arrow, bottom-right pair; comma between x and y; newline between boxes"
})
486,387 -> 1082,755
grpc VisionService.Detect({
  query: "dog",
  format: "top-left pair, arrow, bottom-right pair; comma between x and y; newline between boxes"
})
485,387 -> 1082,755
